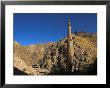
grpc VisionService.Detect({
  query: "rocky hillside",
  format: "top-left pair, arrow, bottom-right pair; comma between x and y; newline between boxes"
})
14,32 -> 97,75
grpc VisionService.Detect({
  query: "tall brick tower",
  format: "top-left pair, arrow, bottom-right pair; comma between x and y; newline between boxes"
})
67,18 -> 74,71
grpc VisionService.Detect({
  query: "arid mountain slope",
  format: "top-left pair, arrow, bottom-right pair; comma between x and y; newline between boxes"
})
14,32 -> 97,75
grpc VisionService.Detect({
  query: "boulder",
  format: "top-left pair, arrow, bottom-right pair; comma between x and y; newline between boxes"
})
74,49 -> 83,61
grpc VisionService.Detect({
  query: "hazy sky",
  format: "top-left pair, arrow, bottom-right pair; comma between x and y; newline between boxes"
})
14,13 -> 97,46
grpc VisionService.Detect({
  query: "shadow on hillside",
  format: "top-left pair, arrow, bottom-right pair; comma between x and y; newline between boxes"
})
14,67 -> 28,75
49,60 -> 97,75
13,60 -> 97,75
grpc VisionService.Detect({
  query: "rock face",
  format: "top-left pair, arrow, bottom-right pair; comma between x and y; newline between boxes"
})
14,32 -> 97,75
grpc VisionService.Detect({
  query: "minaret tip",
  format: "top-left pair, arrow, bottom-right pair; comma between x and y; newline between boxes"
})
68,17 -> 70,22
68,17 -> 71,26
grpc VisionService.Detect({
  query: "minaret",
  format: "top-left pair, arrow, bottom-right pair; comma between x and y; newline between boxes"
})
67,18 -> 74,71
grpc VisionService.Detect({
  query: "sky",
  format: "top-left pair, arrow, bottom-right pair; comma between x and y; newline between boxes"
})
14,13 -> 97,46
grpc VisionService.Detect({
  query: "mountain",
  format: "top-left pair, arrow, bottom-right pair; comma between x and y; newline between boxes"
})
14,32 -> 97,75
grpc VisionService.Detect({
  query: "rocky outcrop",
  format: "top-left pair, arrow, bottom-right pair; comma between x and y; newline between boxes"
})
14,54 -> 49,75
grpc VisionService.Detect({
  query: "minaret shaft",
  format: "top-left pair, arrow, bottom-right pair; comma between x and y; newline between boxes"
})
68,19 -> 72,39
67,18 -> 74,71
67,18 -> 74,57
